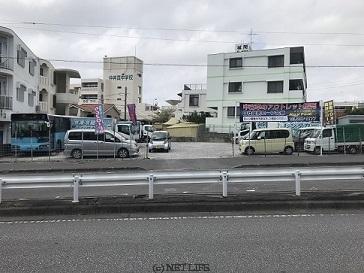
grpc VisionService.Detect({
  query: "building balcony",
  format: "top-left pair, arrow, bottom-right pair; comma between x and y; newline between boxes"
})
39,76 -> 49,86
37,101 -> 48,113
0,58 -> 14,72
0,96 -> 12,110
56,92 -> 78,104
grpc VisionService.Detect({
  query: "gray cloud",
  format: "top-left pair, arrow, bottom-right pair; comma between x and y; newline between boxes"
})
1,0 -> 364,104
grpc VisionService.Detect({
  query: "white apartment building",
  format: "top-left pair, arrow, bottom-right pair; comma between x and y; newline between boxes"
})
0,26 -> 39,144
103,56 -> 156,121
78,78 -> 103,105
0,26 -> 80,144
175,84 -> 215,120
38,60 -> 81,115
206,46 -> 307,133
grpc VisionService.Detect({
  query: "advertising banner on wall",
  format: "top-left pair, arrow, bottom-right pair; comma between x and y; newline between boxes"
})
240,102 -> 321,123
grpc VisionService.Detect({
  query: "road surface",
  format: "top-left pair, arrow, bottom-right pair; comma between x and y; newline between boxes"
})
0,209 -> 363,272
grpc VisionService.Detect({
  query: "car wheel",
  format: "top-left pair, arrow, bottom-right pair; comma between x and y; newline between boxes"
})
349,146 -> 358,154
314,146 -> 321,155
71,149 -> 82,159
245,147 -> 255,155
118,148 -> 129,158
284,146 -> 294,155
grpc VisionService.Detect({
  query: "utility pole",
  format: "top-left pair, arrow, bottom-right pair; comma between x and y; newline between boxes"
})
124,86 -> 127,120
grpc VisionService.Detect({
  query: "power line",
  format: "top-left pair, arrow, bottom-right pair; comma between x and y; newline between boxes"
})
4,25 -> 364,47
3,21 -> 364,36
4,56 -> 364,68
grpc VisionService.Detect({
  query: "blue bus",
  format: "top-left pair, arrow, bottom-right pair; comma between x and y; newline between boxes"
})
11,113 -> 70,153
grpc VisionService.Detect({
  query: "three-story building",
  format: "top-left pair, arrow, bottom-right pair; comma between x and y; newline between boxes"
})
205,46 -> 307,133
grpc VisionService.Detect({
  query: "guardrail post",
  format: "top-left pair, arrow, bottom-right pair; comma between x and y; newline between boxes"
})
294,170 -> 301,196
222,171 -> 228,197
73,175 -> 80,203
148,174 -> 154,200
0,179 -> 2,204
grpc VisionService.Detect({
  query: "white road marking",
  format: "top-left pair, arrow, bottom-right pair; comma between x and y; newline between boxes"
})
0,213 -> 359,225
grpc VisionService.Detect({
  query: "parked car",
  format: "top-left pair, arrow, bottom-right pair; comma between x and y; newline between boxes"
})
233,129 -> 250,144
293,127 -> 319,152
148,131 -> 171,152
239,128 -> 294,155
64,129 -> 139,159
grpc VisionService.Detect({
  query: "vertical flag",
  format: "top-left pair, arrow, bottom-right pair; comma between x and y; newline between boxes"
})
127,103 -> 137,124
95,104 -> 105,134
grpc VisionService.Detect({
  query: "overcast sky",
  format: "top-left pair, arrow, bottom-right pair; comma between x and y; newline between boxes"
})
1,0 -> 364,105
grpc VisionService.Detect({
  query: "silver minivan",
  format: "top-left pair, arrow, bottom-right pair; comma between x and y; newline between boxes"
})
64,129 -> 139,159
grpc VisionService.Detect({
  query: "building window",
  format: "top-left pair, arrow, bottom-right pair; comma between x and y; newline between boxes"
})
289,79 -> 304,90
227,106 -> 239,117
290,47 -> 304,64
138,97 -> 141,103
29,60 -> 36,76
0,76 -> 7,96
268,55 -> 284,68
138,86 -> 142,95
52,94 -> 57,108
81,82 -> 98,88
267,81 -> 284,93
40,67 -> 44,76
17,47 -> 27,68
228,82 -> 242,93
81,94 -> 98,100
28,90 -> 36,106
189,94 -> 199,107
229,57 -> 243,68
53,71 -> 57,85
16,84 -> 26,102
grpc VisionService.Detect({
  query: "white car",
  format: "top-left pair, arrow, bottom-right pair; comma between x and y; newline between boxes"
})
148,131 -> 171,152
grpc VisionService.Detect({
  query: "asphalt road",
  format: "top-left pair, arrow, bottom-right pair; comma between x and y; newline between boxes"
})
2,167 -> 364,201
0,210 -> 363,272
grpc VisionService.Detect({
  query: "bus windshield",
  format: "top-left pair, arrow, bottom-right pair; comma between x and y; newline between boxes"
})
12,120 -> 48,138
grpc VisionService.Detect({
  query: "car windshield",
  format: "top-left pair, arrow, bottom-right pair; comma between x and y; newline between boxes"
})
295,129 -> 315,139
311,129 -> 322,138
151,132 -> 167,140
145,126 -> 154,132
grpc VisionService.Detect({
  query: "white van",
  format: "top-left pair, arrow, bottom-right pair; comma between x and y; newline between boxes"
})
64,129 -> 139,159
239,128 -> 294,155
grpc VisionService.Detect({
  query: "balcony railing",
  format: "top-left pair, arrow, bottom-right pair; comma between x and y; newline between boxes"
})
0,96 -> 12,110
38,101 -> 48,113
39,76 -> 49,86
0,58 -> 13,71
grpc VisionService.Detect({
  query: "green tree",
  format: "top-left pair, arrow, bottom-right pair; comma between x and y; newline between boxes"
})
345,107 -> 364,115
183,111 -> 211,124
152,108 -> 175,123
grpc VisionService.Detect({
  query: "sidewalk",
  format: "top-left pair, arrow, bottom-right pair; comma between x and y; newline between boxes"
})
0,154 -> 363,173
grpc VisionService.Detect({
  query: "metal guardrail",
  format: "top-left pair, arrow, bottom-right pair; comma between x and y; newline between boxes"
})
0,168 -> 363,203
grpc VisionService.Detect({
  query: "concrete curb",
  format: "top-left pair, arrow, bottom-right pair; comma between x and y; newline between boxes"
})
1,192 -> 364,216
